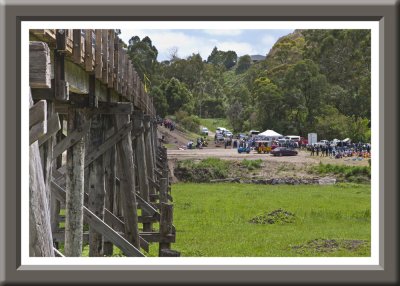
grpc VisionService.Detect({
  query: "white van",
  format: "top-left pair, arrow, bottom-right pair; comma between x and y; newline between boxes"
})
284,135 -> 301,142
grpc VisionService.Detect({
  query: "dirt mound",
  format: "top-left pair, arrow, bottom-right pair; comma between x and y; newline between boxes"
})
292,239 -> 368,253
249,208 -> 296,225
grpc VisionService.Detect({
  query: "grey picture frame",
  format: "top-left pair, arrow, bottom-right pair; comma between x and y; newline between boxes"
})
1,0 -> 398,284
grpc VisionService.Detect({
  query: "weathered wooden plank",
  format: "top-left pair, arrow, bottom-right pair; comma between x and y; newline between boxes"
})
113,35 -> 119,93
30,100 -> 47,128
88,114 -> 105,257
160,249 -> 180,257
141,232 -> 175,244
54,30 -> 69,101
96,102 -> 133,114
29,90 -> 54,257
65,60 -> 89,94
114,114 -> 140,249
143,115 -> 156,199
85,29 -> 94,72
108,30 -> 115,87
103,113 -> 116,256
54,248 -> 65,257
133,111 -> 150,213
52,119 -> 91,160
84,206 -> 144,257
52,230 -> 149,253
101,29 -> 108,84
64,107 -> 87,257
88,73 -> 98,108
159,203 -> 174,255
30,120 -> 47,145
95,29 -> 103,80
148,177 -> 160,190
85,121 -> 132,167
38,113 -> 61,146
29,41 -> 51,89
72,29 -> 82,64
135,194 -> 159,219
117,45 -> 123,94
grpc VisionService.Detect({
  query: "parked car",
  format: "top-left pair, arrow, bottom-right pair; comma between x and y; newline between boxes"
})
270,147 -> 298,156
225,131 -> 233,137
214,134 -> 225,145
201,127 -> 209,136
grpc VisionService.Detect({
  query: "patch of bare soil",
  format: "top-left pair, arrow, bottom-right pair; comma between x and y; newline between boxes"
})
292,239 -> 368,253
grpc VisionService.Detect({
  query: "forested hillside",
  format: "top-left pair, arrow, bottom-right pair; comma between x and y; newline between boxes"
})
127,29 -> 371,142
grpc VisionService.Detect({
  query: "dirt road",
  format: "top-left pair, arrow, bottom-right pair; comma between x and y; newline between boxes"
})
167,147 -> 369,166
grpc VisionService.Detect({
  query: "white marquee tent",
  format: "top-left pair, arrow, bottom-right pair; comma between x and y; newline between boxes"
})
258,129 -> 283,140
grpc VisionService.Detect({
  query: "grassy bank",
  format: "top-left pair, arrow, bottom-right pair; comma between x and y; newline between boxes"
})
170,183 -> 371,257
198,118 -> 232,132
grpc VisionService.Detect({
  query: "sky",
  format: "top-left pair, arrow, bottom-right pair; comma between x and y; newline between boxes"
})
119,29 -> 294,62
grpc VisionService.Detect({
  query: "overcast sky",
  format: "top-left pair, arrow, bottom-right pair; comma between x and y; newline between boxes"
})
119,29 -> 294,62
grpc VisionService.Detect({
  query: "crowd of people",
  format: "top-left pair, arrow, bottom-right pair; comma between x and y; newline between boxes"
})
308,142 -> 371,159
162,119 -> 175,131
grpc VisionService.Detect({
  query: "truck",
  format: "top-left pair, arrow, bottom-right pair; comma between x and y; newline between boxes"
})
308,133 -> 317,146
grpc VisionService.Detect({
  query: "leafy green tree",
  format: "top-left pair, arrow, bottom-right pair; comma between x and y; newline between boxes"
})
207,47 -> 238,69
226,101 -> 245,132
252,77 -> 283,131
150,86 -> 169,117
127,36 -> 158,83
236,55 -> 252,74
283,59 -> 328,132
162,77 -> 193,115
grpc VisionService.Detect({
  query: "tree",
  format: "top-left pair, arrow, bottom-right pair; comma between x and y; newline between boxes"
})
207,47 -> 237,69
226,101 -> 245,132
236,55 -> 252,74
283,59 -> 328,132
150,86 -> 169,117
127,35 -> 158,84
252,77 -> 283,131
162,78 -> 193,115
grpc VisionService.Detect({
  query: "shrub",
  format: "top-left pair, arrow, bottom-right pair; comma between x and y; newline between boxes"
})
241,159 -> 263,170
175,158 -> 230,182
311,163 -> 370,182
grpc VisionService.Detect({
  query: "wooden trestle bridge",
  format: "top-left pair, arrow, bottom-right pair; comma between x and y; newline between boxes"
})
29,29 -> 178,257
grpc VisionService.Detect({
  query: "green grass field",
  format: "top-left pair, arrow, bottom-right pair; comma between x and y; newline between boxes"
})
169,183 -> 371,257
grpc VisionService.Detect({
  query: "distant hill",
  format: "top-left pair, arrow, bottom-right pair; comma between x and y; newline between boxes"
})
250,55 -> 266,62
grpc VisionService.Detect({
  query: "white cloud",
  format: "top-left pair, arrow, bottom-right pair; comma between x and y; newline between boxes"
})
121,29 -> 248,61
203,29 -> 243,36
119,29 -> 281,61
217,41 -> 256,56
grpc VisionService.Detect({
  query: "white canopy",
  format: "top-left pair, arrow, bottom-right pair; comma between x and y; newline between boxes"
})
258,129 -> 283,138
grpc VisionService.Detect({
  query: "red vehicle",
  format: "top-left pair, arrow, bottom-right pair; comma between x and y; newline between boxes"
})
299,137 -> 308,146
270,147 -> 298,156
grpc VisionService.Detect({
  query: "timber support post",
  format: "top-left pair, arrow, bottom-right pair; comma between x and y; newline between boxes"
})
114,113 -> 140,249
133,110 -> 152,232
64,107 -> 88,256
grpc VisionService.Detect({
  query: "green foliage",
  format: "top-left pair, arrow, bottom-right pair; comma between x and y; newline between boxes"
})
150,86 -> 169,117
207,47 -> 238,69
159,77 -> 193,115
175,111 -> 201,133
311,163 -> 371,183
241,159 -> 263,170
127,30 -> 371,140
127,36 -> 158,83
175,158 -> 230,182
236,54 -> 252,74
